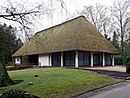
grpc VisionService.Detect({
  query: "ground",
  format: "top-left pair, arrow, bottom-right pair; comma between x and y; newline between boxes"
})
0,68 -> 119,98
86,66 -> 126,72
75,66 -> 129,79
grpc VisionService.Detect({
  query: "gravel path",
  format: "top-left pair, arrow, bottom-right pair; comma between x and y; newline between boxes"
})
74,66 -> 130,79
87,69 -> 130,79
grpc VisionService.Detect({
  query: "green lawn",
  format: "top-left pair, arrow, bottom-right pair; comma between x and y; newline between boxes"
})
0,68 -> 120,98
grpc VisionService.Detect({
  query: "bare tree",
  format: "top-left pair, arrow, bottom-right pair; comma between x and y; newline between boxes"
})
0,1 -> 51,41
0,0 -> 67,41
110,0 -> 129,60
80,3 -> 112,36
123,17 -> 130,38
122,17 -> 130,56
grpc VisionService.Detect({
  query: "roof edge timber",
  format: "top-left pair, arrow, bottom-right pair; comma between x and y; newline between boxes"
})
12,49 -> 118,57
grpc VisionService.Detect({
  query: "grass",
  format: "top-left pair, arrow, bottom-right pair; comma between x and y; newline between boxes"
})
0,68 -> 120,98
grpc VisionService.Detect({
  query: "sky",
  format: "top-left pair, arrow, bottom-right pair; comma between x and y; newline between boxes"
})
0,0 -> 113,41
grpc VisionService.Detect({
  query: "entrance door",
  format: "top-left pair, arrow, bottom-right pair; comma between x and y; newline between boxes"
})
93,53 -> 103,66
52,52 -> 61,66
28,55 -> 38,65
105,53 -> 112,66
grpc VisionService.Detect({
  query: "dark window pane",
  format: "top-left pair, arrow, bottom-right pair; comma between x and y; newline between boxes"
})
63,51 -> 75,66
105,53 -> 112,66
93,53 -> 103,66
52,52 -> 61,66
78,51 -> 90,67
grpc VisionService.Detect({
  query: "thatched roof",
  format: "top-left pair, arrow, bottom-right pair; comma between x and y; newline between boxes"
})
13,16 -> 118,57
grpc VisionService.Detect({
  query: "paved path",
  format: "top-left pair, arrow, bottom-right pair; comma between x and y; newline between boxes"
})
73,66 -> 130,98
74,81 -> 130,98
89,81 -> 130,98
86,66 -> 126,72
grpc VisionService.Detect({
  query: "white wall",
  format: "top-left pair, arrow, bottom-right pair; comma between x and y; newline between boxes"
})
15,57 -> 21,65
112,55 -> 114,66
38,54 -> 49,66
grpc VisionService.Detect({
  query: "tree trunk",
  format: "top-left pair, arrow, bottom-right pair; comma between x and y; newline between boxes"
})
0,52 -> 13,87
0,64 -> 13,87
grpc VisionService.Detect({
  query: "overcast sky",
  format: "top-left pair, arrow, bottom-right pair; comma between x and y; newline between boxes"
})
0,0 -> 113,41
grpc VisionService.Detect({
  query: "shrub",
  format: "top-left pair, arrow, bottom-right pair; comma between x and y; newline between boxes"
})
0,89 -> 33,98
125,55 -> 130,65
114,56 -> 123,65
7,65 -> 33,71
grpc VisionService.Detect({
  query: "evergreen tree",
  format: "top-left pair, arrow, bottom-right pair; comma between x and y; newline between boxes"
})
0,24 -> 22,63
0,23 -> 22,86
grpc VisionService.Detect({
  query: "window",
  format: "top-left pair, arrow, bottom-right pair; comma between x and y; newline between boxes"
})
63,51 -> 75,66
105,53 -> 112,66
78,51 -> 90,66
52,52 -> 61,66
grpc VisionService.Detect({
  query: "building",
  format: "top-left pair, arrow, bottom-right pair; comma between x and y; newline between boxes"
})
12,16 -> 118,67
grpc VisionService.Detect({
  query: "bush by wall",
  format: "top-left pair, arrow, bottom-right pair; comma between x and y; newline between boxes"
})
114,56 -> 123,65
